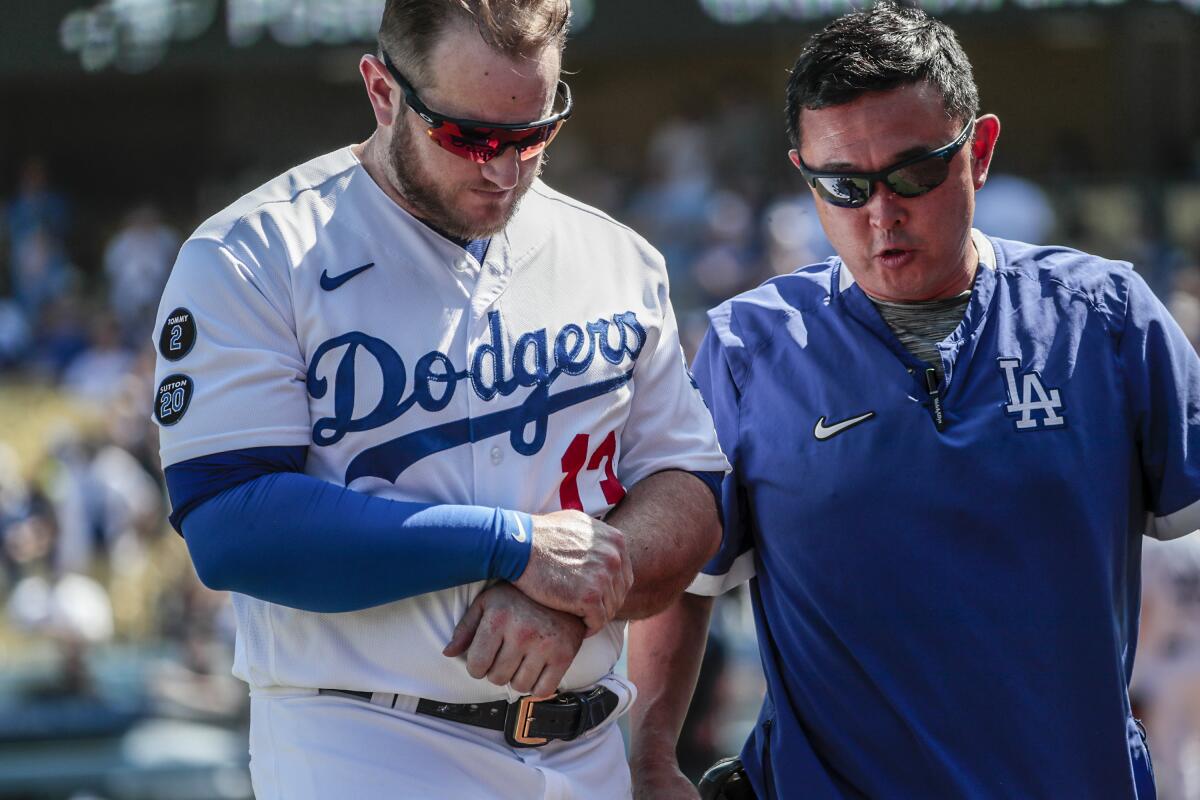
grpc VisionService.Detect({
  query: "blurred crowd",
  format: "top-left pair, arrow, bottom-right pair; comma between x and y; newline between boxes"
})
0,158 -> 247,798
1,103 -> 1200,796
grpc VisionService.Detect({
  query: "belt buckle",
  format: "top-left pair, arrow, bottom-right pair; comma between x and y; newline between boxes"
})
504,695 -> 550,748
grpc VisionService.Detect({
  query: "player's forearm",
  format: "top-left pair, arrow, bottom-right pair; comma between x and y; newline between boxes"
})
628,592 -> 715,769
607,470 -> 721,620
182,471 -> 531,612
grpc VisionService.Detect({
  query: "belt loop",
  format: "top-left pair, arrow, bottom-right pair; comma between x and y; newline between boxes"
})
569,701 -> 592,741
569,691 -> 604,741
370,691 -> 399,709
319,688 -> 409,711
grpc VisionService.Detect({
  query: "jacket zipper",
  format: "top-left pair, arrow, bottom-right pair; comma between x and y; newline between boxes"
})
925,367 -> 946,432
761,718 -> 775,799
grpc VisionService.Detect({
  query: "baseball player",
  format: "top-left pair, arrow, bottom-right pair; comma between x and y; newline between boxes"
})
150,2 -> 727,797
629,4 -> 1200,799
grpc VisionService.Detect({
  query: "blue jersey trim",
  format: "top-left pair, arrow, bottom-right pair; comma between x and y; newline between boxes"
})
464,238 -> 490,263
164,445 -> 306,532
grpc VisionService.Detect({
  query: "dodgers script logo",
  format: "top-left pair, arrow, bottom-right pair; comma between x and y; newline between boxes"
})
307,310 -> 646,484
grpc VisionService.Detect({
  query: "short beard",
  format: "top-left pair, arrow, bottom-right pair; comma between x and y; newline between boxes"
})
385,120 -> 537,240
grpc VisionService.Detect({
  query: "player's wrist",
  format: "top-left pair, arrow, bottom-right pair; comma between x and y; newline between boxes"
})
493,509 -> 534,582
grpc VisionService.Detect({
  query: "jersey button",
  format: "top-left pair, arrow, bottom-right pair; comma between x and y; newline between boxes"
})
454,258 -> 472,272
490,446 -> 503,464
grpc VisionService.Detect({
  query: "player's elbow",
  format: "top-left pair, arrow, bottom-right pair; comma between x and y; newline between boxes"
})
700,510 -> 722,565
181,507 -> 240,592
184,533 -> 233,591
695,495 -> 723,567
668,494 -> 723,599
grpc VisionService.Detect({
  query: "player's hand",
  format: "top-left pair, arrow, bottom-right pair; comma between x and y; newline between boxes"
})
513,509 -> 633,635
631,760 -> 700,800
442,582 -> 585,698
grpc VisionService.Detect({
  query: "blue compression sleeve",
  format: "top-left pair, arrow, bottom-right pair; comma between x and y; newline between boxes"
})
181,471 -> 533,613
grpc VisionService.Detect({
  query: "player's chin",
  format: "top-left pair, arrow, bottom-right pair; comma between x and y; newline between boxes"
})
467,188 -> 516,216
458,191 -> 519,235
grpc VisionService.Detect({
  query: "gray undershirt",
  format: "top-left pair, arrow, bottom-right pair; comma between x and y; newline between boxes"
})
868,291 -> 971,380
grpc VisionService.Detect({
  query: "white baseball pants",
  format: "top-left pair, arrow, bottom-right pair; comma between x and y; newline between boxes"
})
247,681 -> 635,799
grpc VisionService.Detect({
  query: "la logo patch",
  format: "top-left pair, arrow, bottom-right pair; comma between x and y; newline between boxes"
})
998,357 -> 1065,430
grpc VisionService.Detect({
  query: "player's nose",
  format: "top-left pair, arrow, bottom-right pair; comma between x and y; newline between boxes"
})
866,187 -> 907,231
480,147 -> 520,191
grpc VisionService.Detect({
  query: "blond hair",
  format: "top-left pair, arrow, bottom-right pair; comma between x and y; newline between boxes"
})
379,0 -> 570,84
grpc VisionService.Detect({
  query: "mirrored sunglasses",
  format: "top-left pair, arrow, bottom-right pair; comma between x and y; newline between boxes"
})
382,52 -> 572,165
795,120 -> 976,209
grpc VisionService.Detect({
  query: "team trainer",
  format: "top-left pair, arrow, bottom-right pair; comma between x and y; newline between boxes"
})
629,3 -> 1200,798
151,1 -> 726,797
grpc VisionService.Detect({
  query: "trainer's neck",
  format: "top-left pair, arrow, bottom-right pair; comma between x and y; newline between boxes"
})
860,241 -> 980,304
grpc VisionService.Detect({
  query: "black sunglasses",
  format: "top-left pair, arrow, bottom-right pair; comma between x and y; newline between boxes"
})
380,51 -> 573,164
794,120 -> 976,209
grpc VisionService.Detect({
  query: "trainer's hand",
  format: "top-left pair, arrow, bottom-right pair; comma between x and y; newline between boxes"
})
513,509 -> 633,634
631,760 -> 700,800
442,582 -> 585,699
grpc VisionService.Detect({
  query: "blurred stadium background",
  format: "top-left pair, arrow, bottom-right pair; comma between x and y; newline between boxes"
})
0,1 -> 1198,798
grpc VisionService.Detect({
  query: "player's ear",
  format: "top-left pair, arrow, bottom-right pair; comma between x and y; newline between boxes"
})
970,114 -> 1000,190
360,54 -> 399,128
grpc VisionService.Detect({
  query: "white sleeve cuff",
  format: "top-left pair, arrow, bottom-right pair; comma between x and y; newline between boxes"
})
1149,497 -> 1200,540
686,549 -> 756,596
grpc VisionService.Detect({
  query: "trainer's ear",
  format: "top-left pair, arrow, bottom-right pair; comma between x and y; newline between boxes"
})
970,115 -> 1001,190
360,54 -> 399,128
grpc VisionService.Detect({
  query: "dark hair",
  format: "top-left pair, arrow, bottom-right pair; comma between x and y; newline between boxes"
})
785,1 -> 979,149
379,0 -> 570,85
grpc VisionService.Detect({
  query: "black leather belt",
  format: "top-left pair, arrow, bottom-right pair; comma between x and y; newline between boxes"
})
318,686 -> 619,748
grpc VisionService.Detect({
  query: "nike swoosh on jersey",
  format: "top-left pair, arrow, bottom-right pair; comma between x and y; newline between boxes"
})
813,411 -> 876,440
512,513 -> 529,543
320,262 -> 375,291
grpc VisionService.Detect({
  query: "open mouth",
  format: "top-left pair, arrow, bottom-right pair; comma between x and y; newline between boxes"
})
875,248 -> 915,268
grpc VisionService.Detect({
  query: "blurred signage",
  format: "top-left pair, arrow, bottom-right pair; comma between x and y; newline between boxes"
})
699,0 -> 1198,22
61,0 -> 218,72
59,0 -> 593,72
54,0 -> 1191,72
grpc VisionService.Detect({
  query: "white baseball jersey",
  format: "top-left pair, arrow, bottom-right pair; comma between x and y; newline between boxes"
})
152,146 -> 728,703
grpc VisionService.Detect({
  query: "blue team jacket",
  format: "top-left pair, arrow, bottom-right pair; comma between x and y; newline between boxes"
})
692,233 -> 1200,799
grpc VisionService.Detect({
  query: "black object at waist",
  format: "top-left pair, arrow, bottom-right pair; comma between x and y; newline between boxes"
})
317,685 -> 619,748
